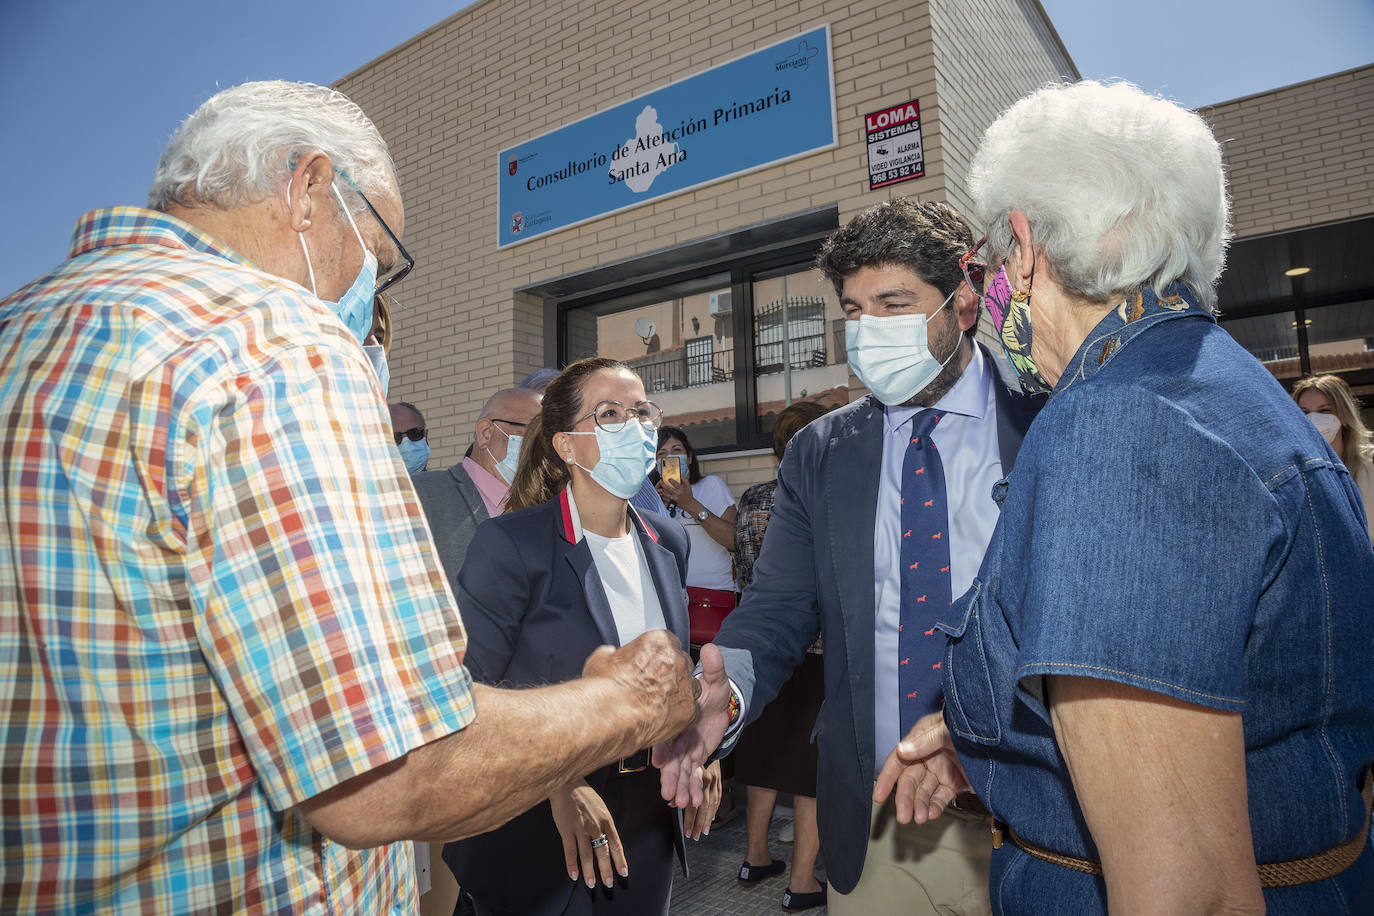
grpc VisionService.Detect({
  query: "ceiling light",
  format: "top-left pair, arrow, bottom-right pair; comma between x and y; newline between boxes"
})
1284,267 -> 1311,277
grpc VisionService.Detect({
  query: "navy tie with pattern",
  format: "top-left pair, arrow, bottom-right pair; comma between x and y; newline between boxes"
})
898,408 -> 950,736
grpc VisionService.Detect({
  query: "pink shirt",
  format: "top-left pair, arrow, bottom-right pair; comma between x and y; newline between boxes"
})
462,457 -> 510,517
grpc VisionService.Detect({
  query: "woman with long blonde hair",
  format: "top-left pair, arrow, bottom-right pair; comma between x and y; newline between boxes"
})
1293,373 -> 1373,543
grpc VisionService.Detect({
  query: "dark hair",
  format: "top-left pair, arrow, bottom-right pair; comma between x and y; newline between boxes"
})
817,197 -> 976,307
506,357 -> 632,512
656,425 -> 701,484
772,401 -> 828,461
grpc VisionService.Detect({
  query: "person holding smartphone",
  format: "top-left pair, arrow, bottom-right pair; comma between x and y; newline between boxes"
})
654,425 -> 739,648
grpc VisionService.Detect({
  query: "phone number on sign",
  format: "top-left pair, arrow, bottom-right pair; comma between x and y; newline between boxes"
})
871,164 -> 923,183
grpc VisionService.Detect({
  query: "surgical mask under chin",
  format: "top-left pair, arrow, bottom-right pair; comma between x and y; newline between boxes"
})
363,344 -> 389,396
1306,411 -> 1341,445
845,288 -> 959,406
486,426 -> 523,485
566,422 -> 657,499
398,437 -> 430,474
291,182 -> 378,344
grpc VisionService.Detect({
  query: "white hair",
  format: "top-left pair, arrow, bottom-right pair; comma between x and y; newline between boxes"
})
147,80 -> 396,213
969,80 -> 1230,311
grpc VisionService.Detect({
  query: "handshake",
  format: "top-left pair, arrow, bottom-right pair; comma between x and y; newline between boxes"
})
581,631 -> 736,813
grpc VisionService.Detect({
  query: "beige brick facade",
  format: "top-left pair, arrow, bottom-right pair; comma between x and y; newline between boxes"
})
1198,66 -> 1374,240
336,0 -> 1075,491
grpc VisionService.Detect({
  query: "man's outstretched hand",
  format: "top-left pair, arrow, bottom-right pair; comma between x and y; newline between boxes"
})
653,643 -> 732,810
873,710 -> 970,824
582,630 -> 697,751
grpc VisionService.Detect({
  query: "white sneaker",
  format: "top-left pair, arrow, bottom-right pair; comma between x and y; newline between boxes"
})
779,820 -> 795,844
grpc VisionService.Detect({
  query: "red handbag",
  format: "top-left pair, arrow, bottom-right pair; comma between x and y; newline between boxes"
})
686,586 -> 738,646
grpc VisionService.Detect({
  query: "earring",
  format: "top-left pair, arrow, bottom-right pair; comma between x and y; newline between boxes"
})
1011,288 -> 1031,303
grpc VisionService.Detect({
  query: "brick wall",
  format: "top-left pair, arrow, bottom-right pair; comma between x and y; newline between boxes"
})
928,0 -> 1076,228
1198,66 -> 1374,241
337,0 -> 1071,468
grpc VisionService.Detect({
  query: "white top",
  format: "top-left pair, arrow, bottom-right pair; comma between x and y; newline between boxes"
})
873,344 -> 1004,762
669,474 -> 736,591
583,527 -> 666,644
1353,450 -> 1374,546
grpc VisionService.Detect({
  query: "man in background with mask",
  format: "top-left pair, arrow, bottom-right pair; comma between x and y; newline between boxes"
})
0,80 -> 699,914
390,399 -> 432,473
655,199 -> 1042,914
412,386 -> 542,595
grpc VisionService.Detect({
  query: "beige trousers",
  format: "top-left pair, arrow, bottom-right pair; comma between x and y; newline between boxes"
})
828,798 -> 992,916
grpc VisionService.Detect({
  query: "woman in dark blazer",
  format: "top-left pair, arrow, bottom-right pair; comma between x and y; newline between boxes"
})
442,357 -> 720,916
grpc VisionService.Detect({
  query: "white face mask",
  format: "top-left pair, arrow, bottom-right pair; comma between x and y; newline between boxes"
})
486,425 -> 523,485
1306,411 -> 1341,445
844,286 -> 959,406
363,343 -> 389,395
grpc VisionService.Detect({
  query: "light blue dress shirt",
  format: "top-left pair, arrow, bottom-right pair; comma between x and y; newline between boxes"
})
873,343 -> 1004,762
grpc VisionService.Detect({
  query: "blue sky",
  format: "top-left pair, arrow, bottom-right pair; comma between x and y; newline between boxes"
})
2,0 -> 1370,296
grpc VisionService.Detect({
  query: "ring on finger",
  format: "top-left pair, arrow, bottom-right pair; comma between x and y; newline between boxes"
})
590,834 -> 609,849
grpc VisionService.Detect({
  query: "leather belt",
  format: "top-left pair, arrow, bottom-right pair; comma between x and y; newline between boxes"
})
949,792 -> 990,817
616,750 -> 649,775
991,768 -> 1374,888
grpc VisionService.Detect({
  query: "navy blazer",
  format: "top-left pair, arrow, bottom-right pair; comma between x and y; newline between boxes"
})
443,489 -> 691,914
712,344 -> 1042,895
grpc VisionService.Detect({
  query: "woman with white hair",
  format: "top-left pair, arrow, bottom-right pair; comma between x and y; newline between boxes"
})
876,81 -> 1374,914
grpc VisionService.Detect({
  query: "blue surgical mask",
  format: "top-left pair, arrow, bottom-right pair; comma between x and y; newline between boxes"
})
844,286 -> 959,406
363,343 -> 389,395
291,181 -> 378,344
487,425 -> 523,485
567,421 -> 657,499
398,436 -> 430,474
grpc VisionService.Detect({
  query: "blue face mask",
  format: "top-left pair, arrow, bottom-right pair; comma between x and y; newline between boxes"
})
567,421 -> 657,499
363,343 -> 389,396
487,425 -> 523,485
398,436 -> 430,474
844,286 -> 959,406
292,182 -> 378,344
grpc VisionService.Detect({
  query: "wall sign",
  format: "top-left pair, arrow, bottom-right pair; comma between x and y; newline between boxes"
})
866,99 -> 924,190
497,25 -> 837,248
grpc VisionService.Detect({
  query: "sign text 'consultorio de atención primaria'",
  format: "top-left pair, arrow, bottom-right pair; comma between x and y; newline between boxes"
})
498,25 -> 837,248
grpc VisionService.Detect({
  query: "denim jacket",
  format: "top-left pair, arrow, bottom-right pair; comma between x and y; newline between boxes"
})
938,286 -> 1374,914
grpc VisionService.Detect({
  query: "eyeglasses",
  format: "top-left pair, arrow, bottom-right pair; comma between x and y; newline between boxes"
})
489,418 -> 527,428
958,235 -> 988,295
335,169 -> 415,297
394,426 -> 426,445
574,400 -> 663,433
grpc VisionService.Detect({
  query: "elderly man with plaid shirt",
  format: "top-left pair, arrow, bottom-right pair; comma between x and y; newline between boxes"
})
0,81 -> 696,915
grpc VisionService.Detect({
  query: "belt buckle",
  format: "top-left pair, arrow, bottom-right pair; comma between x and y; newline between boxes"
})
617,751 -> 648,775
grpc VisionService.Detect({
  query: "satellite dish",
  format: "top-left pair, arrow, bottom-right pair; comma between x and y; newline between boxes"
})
633,317 -> 657,343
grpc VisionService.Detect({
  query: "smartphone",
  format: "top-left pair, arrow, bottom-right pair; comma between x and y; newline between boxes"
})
659,454 -> 686,486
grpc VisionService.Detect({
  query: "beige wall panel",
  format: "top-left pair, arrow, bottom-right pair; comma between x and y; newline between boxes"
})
1199,66 -> 1374,241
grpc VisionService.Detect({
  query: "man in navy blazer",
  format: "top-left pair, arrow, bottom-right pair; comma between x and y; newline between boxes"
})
659,200 -> 1042,914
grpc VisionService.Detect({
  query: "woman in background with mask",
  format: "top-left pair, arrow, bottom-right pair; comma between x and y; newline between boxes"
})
654,425 -> 739,648
442,357 -> 720,916
1293,374 -> 1373,544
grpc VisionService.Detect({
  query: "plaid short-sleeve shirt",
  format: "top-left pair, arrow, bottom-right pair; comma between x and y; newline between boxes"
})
0,208 -> 475,914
